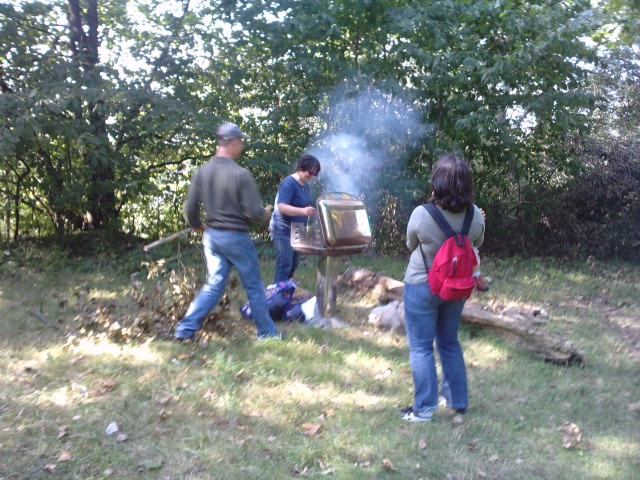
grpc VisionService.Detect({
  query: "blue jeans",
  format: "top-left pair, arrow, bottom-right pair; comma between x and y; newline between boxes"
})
175,229 -> 278,339
270,216 -> 300,283
403,282 -> 468,414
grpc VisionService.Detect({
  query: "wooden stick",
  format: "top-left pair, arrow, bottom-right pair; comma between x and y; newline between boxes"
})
29,309 -> 59,330
143,228 -> 192,252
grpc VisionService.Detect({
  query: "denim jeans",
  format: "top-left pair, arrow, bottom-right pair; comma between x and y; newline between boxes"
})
270,215 -> 300,283
175,229 -> 278,339
403,282 -> 468,413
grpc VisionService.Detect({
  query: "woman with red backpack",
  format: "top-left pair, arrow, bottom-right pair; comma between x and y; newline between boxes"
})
401,154 -> 486,422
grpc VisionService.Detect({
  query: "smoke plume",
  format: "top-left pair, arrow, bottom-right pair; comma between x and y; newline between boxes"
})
308,87 -> 427,199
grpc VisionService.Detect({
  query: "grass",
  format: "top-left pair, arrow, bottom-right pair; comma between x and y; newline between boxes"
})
0,242 -> 639,479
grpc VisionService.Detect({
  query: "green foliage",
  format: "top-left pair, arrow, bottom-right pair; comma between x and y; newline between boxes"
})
0,0 -> 220,239
484,46 -> 640,261
597,0 -> 640,44
1,0 -> 636,263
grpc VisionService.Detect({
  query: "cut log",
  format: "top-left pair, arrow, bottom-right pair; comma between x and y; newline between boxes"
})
339,267 -> 584,367
340,266 -> 405,302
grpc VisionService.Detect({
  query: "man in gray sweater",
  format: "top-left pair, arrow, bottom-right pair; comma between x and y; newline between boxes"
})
175,123 -> 279,340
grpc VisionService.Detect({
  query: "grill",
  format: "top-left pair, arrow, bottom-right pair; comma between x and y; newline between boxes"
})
291,192 -> 372,318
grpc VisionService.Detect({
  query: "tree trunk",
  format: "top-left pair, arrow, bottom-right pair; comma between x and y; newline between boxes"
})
68,0 -> 117,229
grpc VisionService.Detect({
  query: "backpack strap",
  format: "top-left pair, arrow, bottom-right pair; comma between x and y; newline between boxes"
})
423,203 -> 475,246
424,204 -> 455,237
418,203 -> 475,273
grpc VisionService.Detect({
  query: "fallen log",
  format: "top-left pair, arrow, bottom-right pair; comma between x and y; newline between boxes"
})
340,267 -> 584,366
460,303 -> 584,366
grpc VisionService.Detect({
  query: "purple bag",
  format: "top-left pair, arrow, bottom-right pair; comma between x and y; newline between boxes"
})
240,280 -> 298,320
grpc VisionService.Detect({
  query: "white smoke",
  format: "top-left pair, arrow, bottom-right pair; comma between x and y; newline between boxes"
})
308,87 -> 427,198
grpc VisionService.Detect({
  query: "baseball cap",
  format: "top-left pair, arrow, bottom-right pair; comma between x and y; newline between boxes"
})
216,123 -> 251,140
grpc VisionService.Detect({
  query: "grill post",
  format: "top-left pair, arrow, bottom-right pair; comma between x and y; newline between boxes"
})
315,256 -> 340,317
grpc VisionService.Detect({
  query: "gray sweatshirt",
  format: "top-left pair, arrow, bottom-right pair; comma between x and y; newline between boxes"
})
405,204 -> 485,284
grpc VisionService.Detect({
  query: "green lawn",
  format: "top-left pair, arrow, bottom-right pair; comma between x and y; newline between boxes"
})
1,243 -> 638,479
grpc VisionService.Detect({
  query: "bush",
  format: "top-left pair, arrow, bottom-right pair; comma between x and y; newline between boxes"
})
486,139 -> 640,261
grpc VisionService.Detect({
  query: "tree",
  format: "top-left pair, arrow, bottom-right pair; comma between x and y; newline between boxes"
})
0,0 -> 220,238
215,0 -> 601,250
0,0 -> 620,258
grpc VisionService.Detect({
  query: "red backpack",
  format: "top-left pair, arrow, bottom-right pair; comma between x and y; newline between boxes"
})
419,204 -> 478,301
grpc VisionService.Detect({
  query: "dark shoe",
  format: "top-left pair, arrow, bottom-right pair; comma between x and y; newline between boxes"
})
175,335 -> 194,342
475,275 -> 490,292
399,406 -> 413,416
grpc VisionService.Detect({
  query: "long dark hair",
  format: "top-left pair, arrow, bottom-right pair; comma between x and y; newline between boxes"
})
429,154 -> 474,213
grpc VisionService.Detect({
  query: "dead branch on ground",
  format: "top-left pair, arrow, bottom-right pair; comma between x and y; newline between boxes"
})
340,267 -> 584,366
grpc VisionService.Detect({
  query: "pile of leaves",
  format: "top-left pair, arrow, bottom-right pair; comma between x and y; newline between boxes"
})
68,259 -> 237,342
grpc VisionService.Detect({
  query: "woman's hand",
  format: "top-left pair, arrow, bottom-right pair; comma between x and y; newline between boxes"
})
301,206 -> 317,217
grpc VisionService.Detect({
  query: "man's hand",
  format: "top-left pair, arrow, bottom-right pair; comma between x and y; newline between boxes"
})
193,224 -> 205,234
264,205 -> 273,222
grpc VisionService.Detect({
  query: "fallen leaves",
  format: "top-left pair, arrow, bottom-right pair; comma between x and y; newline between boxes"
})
558,421 -> 583,449
57,452 -> 72,462
452,414 -> 465,425
57,425 -> 69,439
101,379 -> 116,391
374,368 -> 392,381
70,356 -> 84,365
290,464 -> 309,476
42,451 -> 72,473
105,422 -> 119,436
302,423 -> 322,437
382,458 -> 396,471
316,459 -> 335,475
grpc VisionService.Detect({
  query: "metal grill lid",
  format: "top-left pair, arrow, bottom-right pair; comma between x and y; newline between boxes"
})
317,192 -> 372,248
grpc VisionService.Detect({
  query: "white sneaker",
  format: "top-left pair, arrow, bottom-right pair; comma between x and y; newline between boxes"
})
401,409 -> 434,422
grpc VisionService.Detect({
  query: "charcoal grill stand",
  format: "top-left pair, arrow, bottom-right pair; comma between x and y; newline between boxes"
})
290,192 -> 372,319
291,228 -> 370,318
290,222 -> 344,317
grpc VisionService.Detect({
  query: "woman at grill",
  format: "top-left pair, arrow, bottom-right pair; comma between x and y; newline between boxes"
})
401,153 -> 485,422
270,154 -> 321,283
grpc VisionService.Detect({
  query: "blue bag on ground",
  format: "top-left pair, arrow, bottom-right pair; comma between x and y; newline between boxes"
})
282,296 -> 313,323
240,280 -> 298,320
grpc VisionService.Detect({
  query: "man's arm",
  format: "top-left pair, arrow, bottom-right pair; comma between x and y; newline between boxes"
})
183,170 -> 205,230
